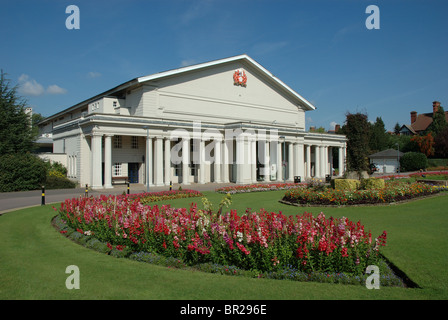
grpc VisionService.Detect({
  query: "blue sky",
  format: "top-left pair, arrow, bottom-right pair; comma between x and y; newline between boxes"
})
1,0 -> 447,131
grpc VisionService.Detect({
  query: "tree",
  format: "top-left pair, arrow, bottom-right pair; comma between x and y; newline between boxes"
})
426,106 -> 447,136
394,122 -> 401,135
410,133 -> 435,157
369,117 -> 389,153
434,127 -> 448,158
340,112 -> 370,173
0,70 -> 35,154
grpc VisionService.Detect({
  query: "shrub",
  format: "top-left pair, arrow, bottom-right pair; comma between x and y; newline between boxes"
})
400,152 -> 428,172
0,153 -> 47,192
331,179 -> 360,190
45,175 -> 76,190
360,178 -> 385,190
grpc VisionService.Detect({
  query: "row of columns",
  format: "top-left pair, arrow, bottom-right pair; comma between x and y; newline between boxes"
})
90,131 -> 346,189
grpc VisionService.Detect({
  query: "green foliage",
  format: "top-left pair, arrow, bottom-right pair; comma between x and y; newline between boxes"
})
400,152 -> 428,172
331,179 -> 360,191
45,175 -> 76,190
434,127 -> 448,158
360,178 -> 385,190
340,112 -> 370,172
0,153 -> 47,192
369,117 -> 390,153
0,70 -> 36,154
44,161 -> 68,177
426,106 -> 448,136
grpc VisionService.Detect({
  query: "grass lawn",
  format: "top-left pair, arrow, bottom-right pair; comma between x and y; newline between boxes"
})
1,190 -> 447,300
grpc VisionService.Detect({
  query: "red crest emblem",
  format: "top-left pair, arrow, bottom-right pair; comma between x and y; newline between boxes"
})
233,69 -> 247,87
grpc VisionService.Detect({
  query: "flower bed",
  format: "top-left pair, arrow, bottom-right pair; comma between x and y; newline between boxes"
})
55,194 -> 390,280
282,181 -> 440,206
216,183 -> 303,194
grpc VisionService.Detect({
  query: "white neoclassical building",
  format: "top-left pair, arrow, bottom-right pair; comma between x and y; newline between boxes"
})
37,55 -> 347,189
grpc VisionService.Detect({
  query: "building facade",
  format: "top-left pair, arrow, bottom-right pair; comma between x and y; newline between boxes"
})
38,55 -> 347,189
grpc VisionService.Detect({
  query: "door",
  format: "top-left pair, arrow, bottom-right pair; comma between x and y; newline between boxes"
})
128,163 -> 139,183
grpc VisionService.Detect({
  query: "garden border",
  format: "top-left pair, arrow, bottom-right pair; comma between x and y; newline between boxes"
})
278,192 -> 445,208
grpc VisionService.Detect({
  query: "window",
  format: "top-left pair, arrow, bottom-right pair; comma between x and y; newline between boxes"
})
113,163 -> 122,176
131,136 -> 139,149
113,136 -> 122,148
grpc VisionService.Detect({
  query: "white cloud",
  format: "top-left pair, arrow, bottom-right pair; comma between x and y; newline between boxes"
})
329,121 -> 337,130
18,74 -> 45,96
46,85 -> 67,95
17,74 -> 67,96
88,71 -> 101,78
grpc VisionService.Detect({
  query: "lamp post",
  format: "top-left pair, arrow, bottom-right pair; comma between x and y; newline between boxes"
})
396,142 -> 400,174
143,126 -> 150,193
280,135 -> 286,183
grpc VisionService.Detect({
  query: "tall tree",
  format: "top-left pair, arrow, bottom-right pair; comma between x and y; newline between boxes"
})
369,117 -> 389,153
394,122 -> 401,135
0,70 -> 35,154
340,112 -> 371,172
426,106 -> 447,136
434,127 -> 448,158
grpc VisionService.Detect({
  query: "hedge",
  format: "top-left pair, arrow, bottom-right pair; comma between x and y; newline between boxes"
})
0,153 -> 47,192
330,179 -> 360,190
400,152 -> 428,172
360,178 -> 385,190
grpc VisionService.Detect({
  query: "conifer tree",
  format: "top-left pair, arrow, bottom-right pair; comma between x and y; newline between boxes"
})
0,70 -> 35,154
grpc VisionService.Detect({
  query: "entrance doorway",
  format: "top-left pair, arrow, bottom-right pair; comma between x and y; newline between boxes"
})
128,163 -> 139,183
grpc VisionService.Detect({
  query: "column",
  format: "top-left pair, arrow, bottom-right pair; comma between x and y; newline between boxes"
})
320,146 -> 326,178
236,136 -> 244,184
276,140 -> 282,182
164,138 -> 171,185
91,132 -> 103,189
306,144 -> 311,178
323,146 -> 329,177
182,138 -> 190,185
214,138 -> 222,183
199,139 -> 205,184
154,137 -> 164,186
262,139 -> 270,181
104,134 -> 113,189
251,138 -> 257,183
146,135 -> 153,186
315,146 -> 321,178
287,142 -> 294,181
222,139 -> 230,183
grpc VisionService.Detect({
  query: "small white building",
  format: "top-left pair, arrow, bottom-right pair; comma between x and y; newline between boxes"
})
369,149 -> 404,174
37,55 -> 347,189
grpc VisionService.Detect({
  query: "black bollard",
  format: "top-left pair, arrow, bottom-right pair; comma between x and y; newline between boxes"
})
41,186 -> 45,206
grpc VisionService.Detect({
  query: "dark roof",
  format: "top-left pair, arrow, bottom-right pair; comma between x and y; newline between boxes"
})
369,149 -> 404,159
411,111 -> 448,132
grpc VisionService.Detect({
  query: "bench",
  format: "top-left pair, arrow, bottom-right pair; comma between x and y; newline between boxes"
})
112,176 -> 128,185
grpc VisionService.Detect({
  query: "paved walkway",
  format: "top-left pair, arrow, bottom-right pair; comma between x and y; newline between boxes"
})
0,182 -> 236,215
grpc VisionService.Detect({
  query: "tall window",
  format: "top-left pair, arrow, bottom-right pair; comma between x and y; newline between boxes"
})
113,163 -> 122,176
131,136 -> 139,149
114,136 -> 122,148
